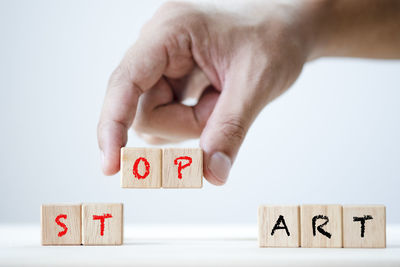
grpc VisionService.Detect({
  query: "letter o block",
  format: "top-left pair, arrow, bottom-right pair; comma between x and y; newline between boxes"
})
300,205 -> 343,248
162,148 -> 203,188
121,148 -> 162,188
258,205 -> 300,247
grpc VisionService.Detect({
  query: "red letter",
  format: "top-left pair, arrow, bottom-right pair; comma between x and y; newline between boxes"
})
55,214 -> 68,237
132,157 -> 150,179
92,213 -> 113,236
174,156 -> 192,179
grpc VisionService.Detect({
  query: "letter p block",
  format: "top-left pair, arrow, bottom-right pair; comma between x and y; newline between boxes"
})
162,148 -> 203,188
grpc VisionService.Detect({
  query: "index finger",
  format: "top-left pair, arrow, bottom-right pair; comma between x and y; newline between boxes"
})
97,35 -> 167,175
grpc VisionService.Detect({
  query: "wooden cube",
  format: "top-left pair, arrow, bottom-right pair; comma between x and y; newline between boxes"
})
343,205 -> 386,248
41,204 -> 81,245
300,205 -> 343,248
82,203 -> 123,245
121,148 -> 162,188
162,148 -> 203,188
258,205 -> 300,247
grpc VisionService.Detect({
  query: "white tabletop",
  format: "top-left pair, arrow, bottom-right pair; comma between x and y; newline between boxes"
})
0,224 -> 399,267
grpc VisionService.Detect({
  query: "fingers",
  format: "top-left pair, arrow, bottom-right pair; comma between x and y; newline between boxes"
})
98,33 -> 169,175
133,79 -> 219,141
200,63 -> 265,186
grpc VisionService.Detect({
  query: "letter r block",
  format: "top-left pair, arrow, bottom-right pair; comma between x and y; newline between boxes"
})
41,204 -> 81,245
343,205 -> 386,248
121,148 -> 162,188
300,205 -> 343,248
258,205 -> 300,247
82,203 -> 123,245
162,148 -> 203,188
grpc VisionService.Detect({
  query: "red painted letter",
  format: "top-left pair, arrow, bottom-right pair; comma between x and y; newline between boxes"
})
132,157 -> 150,179
55,214 -> 68,237
174,156 -> 192,179
92,213 -> 113,236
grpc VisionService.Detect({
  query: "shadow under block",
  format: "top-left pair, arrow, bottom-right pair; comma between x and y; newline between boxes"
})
300,205 -> 343,248
41,204 -> 81,245
258,205 -> 300,247
82,203 -> 123,245
162,148 -> 203,188
121,148 -> 162,188
343,205 -> 386,248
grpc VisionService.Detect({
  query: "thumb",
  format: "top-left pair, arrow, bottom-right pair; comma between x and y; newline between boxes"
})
200,67 -> 265,185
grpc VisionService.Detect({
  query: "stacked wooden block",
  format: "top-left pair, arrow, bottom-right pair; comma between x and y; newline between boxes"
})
258,205 -> 386,248
121,148 -> 203,188
41,203 -> 123,245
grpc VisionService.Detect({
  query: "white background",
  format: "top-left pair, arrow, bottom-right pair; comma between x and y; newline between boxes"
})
0,0 -> 399,224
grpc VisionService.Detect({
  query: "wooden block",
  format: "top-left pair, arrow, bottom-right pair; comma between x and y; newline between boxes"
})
121,147 -> 162,188
258,205 -> 300,247
82,203 -> 123,245
343,205 -> 386,248
162,148 -> 203,188
41,204 -> 81,245
300,205 -> 343,248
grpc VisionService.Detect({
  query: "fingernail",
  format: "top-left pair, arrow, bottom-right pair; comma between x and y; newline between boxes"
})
208,152 -> 231,184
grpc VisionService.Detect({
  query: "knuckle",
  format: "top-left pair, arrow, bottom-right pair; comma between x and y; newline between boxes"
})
219,115 -> 247,144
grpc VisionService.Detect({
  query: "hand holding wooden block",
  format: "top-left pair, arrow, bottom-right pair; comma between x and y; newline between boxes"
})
258,205 -> 300,247
343,205 -> 386,248
300,205 -> 343,248
162,148 -> 203,188
41,204 -> 81,245
82,203 -> 123,245
121,148 -> 162,188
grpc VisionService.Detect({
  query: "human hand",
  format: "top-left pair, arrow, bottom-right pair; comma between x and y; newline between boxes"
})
98,1 -> 315,185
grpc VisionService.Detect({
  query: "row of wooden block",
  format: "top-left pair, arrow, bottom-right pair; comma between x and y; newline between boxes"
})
121,147 -> 203,188
41,203 -> 123,245
258,205 -> 386,248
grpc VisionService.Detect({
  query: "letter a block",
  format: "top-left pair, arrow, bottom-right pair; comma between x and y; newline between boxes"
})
343,205 -> 386,248
258,205 -> 300,247
41,204 -> 81,245
121,148 -> 162,188
300,205 -> 343,248
82,203 -> 123,245
162,148 -> 203,188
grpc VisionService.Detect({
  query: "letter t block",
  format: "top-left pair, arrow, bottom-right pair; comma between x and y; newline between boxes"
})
121,148 -> 162,188
343,205 -> 386,248
82,203 -> 123,245
162,148 -> 203,188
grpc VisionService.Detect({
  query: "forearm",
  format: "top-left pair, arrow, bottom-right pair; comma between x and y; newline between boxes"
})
305,0 -> 400,60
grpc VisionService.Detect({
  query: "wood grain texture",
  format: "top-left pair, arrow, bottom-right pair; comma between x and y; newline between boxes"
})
300,205 -> 343,248
258,205 -> 300,247
162,148 -> 203,188
343,205 -> 386,248
82,203 -> 123,245
121,148 -> 162,188
41,204 -> 81,245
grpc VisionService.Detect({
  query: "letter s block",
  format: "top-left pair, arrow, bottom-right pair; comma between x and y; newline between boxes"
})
300,205 -> 343,248
162,148 -> 203,188
41,204 -> 81,245
121,148 -> 162,188
82,203 -> 123,245
258,205 -> 300,247
343,205 -> 386,248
